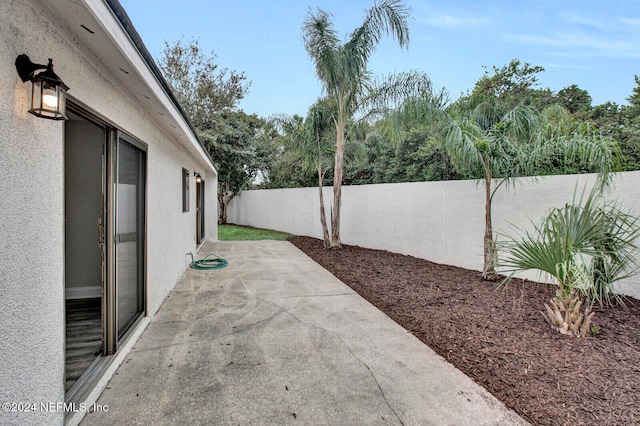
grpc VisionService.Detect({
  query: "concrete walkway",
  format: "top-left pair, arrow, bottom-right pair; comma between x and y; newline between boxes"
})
82,241 -> 528,425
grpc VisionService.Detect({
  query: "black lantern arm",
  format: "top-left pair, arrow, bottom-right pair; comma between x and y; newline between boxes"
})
15,54 -> 49,82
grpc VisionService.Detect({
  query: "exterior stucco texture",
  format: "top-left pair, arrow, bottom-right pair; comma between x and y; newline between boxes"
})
228,172 -> 640,299
1,1 -> 67,424
1,1 -> 217,425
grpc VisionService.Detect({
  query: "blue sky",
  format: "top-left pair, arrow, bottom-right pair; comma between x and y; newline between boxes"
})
119,0 -> 640,118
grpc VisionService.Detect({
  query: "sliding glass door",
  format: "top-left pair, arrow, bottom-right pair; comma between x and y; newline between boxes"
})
64,104 -> 147,401
115,133 -> 146,339
196,179 -> 205,244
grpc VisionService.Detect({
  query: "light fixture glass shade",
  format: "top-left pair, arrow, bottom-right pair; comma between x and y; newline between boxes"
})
15,55 -> 70,120
29,74 -> 68,120
195,173 -> 202,183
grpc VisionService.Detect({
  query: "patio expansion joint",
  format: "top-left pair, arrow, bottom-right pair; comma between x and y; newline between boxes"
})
129,336 -> 229,354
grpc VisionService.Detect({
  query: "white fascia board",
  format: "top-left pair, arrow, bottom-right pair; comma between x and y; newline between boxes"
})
81,0 -> 217,176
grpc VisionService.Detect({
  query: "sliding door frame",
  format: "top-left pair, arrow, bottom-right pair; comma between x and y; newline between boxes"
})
66,101 -> 148,356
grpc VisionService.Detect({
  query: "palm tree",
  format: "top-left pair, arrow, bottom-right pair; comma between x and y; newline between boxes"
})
278,100 -> 336,247
535,105 -> 616,190
445,102 -> 616,279
443,102 -> 542,279
498,187 -> 640,336
302,0 -> 413,249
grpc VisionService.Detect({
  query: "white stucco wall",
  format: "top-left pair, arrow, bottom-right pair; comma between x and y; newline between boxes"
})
145,135 -> 211,316
0,1 -> 217,424
228,172 -> 640,299
0,2 -> 68,424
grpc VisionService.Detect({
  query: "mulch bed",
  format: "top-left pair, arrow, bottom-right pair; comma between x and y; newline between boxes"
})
289,236 -> 640,426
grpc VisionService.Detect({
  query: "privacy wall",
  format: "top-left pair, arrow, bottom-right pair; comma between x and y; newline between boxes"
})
228,171 -> 640,298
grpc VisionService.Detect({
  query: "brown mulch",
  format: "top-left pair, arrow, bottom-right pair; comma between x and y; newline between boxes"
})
289,236 -> 640,426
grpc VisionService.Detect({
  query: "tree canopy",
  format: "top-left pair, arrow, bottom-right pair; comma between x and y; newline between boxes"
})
259,59 -> 638,191
159,38 -> 268,223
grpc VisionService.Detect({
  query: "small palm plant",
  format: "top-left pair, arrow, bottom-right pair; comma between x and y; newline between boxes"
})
498,186 -> 640,337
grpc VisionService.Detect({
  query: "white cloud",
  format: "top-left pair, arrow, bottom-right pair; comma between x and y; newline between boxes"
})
505,31 -> 640,58
542,62 -> 591,70
418,13 -> 489,30
564,14 -> 604,28
619,17 -> 640,26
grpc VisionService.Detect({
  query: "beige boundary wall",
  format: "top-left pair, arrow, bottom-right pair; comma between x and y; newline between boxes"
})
228,171 -> 640,298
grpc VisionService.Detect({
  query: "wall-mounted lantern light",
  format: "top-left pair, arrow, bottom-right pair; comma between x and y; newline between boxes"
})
15,54 -> 69,120
194,172 -> 202,183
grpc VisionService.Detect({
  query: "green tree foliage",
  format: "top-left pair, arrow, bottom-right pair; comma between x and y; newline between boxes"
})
263,101 -> 372,184
355,124 -> 463,184
198,111 -> 267,224
556,84 -> 592,116
159,37 -> 249,127
159,38 -> 268,223
462,59 -> 546,113
258,115 -> 319,189
263,60 -> 640,191
534,106 -> 617,179
620,76 -> 640,168
358,85 -> 463,184
624,75 -> 640,118
587,76 -> 640,171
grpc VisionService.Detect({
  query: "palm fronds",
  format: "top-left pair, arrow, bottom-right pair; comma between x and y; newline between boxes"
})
499,186 -> 640,307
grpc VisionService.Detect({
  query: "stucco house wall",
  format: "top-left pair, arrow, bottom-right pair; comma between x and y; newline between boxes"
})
0,1 -> 218,424
1,3 -> 68,424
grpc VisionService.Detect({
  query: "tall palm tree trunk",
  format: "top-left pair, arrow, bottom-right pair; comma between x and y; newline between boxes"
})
330,115 -> 346,249
483,175 -> 497,280
317,164 -> 330,248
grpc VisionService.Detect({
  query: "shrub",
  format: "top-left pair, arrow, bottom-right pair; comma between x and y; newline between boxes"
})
498,186 -> 640,336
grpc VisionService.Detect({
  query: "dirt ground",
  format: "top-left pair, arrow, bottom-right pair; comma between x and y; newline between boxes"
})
289,236 -> 640,426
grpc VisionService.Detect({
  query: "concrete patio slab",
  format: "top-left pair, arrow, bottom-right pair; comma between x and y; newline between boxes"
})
81,240 -> 528,425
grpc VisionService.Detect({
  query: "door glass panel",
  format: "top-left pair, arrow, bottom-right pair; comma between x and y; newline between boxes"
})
116,136 -> 145,338
196,180 -> 205,243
